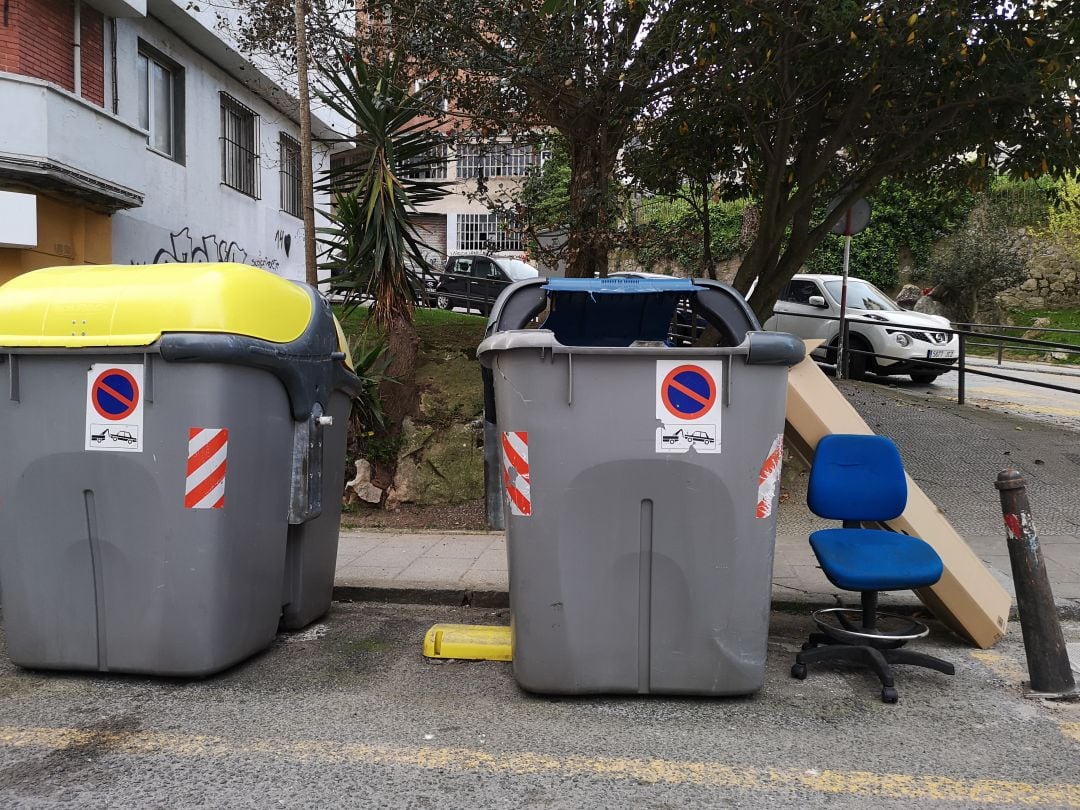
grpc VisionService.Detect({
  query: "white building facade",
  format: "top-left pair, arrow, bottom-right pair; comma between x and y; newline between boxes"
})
0,0 -> 332,284
347,136 -> 538,269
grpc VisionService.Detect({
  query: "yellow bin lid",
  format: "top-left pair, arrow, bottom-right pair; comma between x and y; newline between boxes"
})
0,263 -> 314,348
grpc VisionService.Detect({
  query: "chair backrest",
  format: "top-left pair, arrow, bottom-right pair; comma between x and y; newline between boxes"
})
807,434 -> 908,522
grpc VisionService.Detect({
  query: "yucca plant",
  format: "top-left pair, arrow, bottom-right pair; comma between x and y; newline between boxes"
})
315,44 -> 451,440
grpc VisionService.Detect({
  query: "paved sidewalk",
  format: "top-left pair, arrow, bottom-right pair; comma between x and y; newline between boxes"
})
335,528 -> 1080,617
336,531 -> 507,599
334,380 -> 1080,618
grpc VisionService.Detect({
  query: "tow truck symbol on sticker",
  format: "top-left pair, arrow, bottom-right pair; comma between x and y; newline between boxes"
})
90,426 -> 140,446
656,424 -> 718,453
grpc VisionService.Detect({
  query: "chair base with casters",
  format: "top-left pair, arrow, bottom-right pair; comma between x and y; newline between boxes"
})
790,591 -> 955,704
795,433 -> 957,704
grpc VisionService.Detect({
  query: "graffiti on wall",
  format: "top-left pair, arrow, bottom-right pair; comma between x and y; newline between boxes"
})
151,227 -> 250,265
146,227 -> 293,273
274,229 -> 293,257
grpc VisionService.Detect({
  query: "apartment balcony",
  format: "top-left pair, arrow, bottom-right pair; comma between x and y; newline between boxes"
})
85,0 -> 147,15
0,73 -> 145,212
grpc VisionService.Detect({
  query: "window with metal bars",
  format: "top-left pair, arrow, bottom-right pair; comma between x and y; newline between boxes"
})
402,143 -> 448,179
220,93 -> 260,198
455,143 -> 535,179
279,133 -> 302,217
456,213 -> 523,252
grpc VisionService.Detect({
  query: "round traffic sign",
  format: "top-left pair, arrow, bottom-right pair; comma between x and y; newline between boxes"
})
660,365 -> 716,419
91,368 -> 140,421
829,196 -> 872,236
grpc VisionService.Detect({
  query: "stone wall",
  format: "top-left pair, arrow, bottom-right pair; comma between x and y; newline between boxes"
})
994,228 -> 1080,311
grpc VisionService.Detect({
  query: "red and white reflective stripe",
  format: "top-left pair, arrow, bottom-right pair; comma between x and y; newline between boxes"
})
185,427 -> 229,510
756,434 -> 784,519
501,431 -> 531,517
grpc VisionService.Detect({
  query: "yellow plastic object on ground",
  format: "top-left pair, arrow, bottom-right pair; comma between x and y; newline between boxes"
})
423,624 -> 512,661
0,263 -> 313,348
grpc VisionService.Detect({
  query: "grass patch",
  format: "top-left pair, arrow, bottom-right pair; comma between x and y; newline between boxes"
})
966,308 -> 1080,364
335,305 -> 487,359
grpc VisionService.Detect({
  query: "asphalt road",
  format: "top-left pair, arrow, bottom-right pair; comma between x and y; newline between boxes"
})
2,603 -> 1079,808
912,359 -> 1080,429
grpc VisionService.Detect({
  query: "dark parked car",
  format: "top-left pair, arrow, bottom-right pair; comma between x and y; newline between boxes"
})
430,255 -> 539,314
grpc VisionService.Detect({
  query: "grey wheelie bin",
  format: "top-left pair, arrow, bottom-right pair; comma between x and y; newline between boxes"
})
0,262 -> 360,676
478,277 -> 804,695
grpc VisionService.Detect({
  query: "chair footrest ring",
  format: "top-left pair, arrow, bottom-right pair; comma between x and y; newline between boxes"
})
811,607 -> 930,646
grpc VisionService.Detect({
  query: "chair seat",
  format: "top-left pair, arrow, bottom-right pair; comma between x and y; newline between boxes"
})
809,529 -> 944,592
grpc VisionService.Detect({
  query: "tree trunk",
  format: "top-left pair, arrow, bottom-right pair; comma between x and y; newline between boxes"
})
381,315 -> 419,428
700,184 -> 715,280
293,0 -> 318,286
371,313 -> 419,491
565,132 -> 617,278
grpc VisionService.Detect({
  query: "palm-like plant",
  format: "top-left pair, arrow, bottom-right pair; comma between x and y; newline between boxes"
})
315,45 -> 451,431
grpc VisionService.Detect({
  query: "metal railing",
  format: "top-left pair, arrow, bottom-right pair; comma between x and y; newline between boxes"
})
955,321 -> 1080,366
781,309 -> 1080,404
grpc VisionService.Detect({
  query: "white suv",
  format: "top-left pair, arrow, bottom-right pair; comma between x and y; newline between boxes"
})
763,274 -> 958,383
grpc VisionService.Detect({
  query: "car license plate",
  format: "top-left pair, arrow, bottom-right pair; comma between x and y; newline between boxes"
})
928,349 -> 956,359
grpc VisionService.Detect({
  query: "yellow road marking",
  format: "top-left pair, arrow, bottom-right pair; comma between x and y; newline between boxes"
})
1,725 -> 1078,806
1063,723 -> 1080,746
966,391 -> 1080,418
971,650 -> 1028,685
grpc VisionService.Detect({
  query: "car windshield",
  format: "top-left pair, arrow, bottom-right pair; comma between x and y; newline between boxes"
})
498,259 -> 539,281
823,279 -> 900,312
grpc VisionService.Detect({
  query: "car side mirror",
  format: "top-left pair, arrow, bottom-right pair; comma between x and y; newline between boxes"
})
808,295 -> 827,308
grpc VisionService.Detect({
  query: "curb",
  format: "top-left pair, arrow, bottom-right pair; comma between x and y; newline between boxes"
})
333,586 -> 1080,622
333,584 -> 509,609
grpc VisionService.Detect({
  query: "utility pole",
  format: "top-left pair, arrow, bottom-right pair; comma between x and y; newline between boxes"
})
294,0 -> 318,287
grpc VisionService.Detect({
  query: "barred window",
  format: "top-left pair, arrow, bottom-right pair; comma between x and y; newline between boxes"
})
455,143 -> 535,179
279,133 -> 302,217
402,143 -> 448,179
220,93 -> 260,198
456,213 -> 522,253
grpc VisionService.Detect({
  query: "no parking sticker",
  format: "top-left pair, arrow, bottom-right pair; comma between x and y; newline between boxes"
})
85,363 -> 145,453
655,360 -> 722,454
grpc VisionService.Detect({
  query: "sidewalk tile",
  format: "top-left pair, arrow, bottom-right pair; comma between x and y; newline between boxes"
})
397,557 -> 476,583
1051,581 -> 1080,599
336,536 -> 384,555
335,565 -> 400,583
460,569 -> 509,589
357,544 -> 432,567
424,538 -> 494,559
471,549 -> 508,571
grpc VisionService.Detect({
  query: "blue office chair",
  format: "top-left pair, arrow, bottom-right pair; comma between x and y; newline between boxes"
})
791,434 -> 954,703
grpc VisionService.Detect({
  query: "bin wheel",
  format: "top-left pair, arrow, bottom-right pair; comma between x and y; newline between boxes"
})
801,641 -> 818,651
881,686 -> 898,704
790,662 -> 807,680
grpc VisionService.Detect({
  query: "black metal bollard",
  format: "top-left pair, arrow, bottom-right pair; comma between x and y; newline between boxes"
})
995,469 -> 1076,695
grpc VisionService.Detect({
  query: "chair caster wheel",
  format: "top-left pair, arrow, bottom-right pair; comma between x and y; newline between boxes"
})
791,663 -> 807,680
881,686 -> 898,703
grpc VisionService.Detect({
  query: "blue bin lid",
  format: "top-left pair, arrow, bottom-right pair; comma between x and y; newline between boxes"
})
541,277 -> 706,347
543,277 -> 704,294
